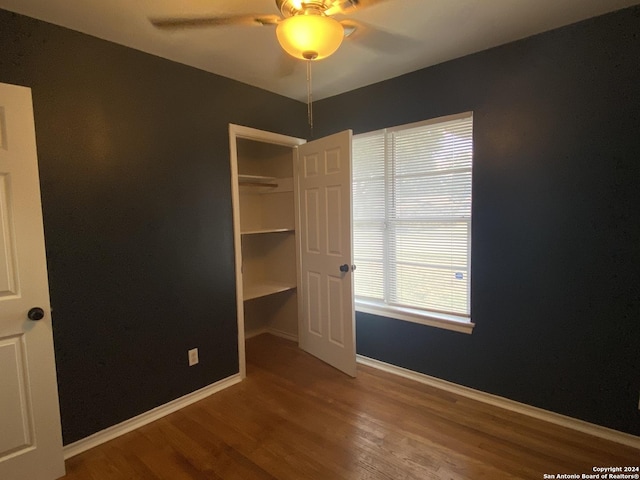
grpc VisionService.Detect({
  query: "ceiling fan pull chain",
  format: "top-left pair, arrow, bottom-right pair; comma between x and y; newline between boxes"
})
307,59 -> 314,138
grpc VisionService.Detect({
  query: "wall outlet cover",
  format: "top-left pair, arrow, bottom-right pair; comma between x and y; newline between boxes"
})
188,348 -> 199,366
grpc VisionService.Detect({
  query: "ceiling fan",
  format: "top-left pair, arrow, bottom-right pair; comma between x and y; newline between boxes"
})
150,0 -> 390,61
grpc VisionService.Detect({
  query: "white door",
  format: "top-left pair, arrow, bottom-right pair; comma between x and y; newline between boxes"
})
296,130 -> 356,377
0,83 -> 65,479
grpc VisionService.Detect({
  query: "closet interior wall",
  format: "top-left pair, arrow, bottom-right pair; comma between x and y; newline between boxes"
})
236,139 -> 299,340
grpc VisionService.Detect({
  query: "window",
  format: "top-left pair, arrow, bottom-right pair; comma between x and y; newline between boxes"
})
352,112 -> 473,333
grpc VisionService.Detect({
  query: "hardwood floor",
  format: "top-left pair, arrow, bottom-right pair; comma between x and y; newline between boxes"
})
61,334 -> 638,479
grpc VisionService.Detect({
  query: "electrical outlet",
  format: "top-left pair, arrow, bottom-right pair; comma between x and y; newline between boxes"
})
188,348 -> 199,366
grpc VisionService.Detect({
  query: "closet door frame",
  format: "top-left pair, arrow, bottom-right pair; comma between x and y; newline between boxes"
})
229,124 -> 305,378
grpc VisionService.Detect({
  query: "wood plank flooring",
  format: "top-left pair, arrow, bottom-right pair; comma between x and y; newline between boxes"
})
60,334 -> 639,479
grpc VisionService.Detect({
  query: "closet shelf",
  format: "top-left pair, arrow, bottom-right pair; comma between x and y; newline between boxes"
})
241,228 -> 294,235
243,282 -> 297,301
238,174 -> 278,188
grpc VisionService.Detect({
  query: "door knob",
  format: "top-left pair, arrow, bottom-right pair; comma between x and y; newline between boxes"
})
351,265 -> 357,271
28,307 -> 45,321
339,264 -> 349,273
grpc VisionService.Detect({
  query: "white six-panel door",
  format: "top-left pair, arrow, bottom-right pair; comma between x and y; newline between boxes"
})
296,130 -> 356,377
0,83 -> 65,479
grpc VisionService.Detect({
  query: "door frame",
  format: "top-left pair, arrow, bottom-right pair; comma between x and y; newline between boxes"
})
228,124 -> 305,378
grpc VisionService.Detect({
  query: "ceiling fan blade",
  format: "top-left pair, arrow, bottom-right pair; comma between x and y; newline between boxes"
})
340,20 -> 419,54
150,14 -> 280,30
326,0 -> 391,15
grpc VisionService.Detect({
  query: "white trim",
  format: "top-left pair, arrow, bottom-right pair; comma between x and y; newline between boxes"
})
357,355 -> 640,450
229,124 -> 305,380
63,374 -> 242,459
386,111 -> 473,134
245,328 -> 298,342
356,300 -> 474,334
267,327 -> 298,343
293,142 -> 304,353
245,327 -> 269,339
229,125 -> 246,379
230,124 -> 306,147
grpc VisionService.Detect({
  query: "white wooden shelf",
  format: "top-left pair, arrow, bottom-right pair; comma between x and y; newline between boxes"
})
243,282 -> 297,301
241,228 -> 294,235
238,174 -> 278,188
239,176 -> 294,193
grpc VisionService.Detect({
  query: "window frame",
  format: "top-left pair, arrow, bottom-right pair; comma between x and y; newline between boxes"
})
352,112 -> 475,334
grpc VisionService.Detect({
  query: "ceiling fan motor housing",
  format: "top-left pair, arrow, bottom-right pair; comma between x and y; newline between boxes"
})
277,0 -> 349,17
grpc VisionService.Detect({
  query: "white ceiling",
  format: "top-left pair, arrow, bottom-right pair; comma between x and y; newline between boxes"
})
1,0 -> 638,102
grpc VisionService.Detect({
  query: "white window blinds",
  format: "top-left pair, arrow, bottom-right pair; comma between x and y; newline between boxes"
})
352,113 -> 473,317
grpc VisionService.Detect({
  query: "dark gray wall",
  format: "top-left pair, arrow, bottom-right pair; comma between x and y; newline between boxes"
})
315,6 -> 640,435
0,9 -> 306,444
1,4 -> 638,443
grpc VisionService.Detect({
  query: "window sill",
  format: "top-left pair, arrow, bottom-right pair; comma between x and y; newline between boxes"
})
355,300 -> 474,334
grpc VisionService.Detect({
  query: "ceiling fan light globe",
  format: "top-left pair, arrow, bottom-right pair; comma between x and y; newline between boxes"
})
276,14 -> 344,60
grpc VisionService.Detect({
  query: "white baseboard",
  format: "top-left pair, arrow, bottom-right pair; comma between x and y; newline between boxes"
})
63,354 -> 638,460
357,355 -> 640,450
245,327 -> 268,339
267,327 -> 298,343
246,327 -> 297,342
63,374 -> 242,459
